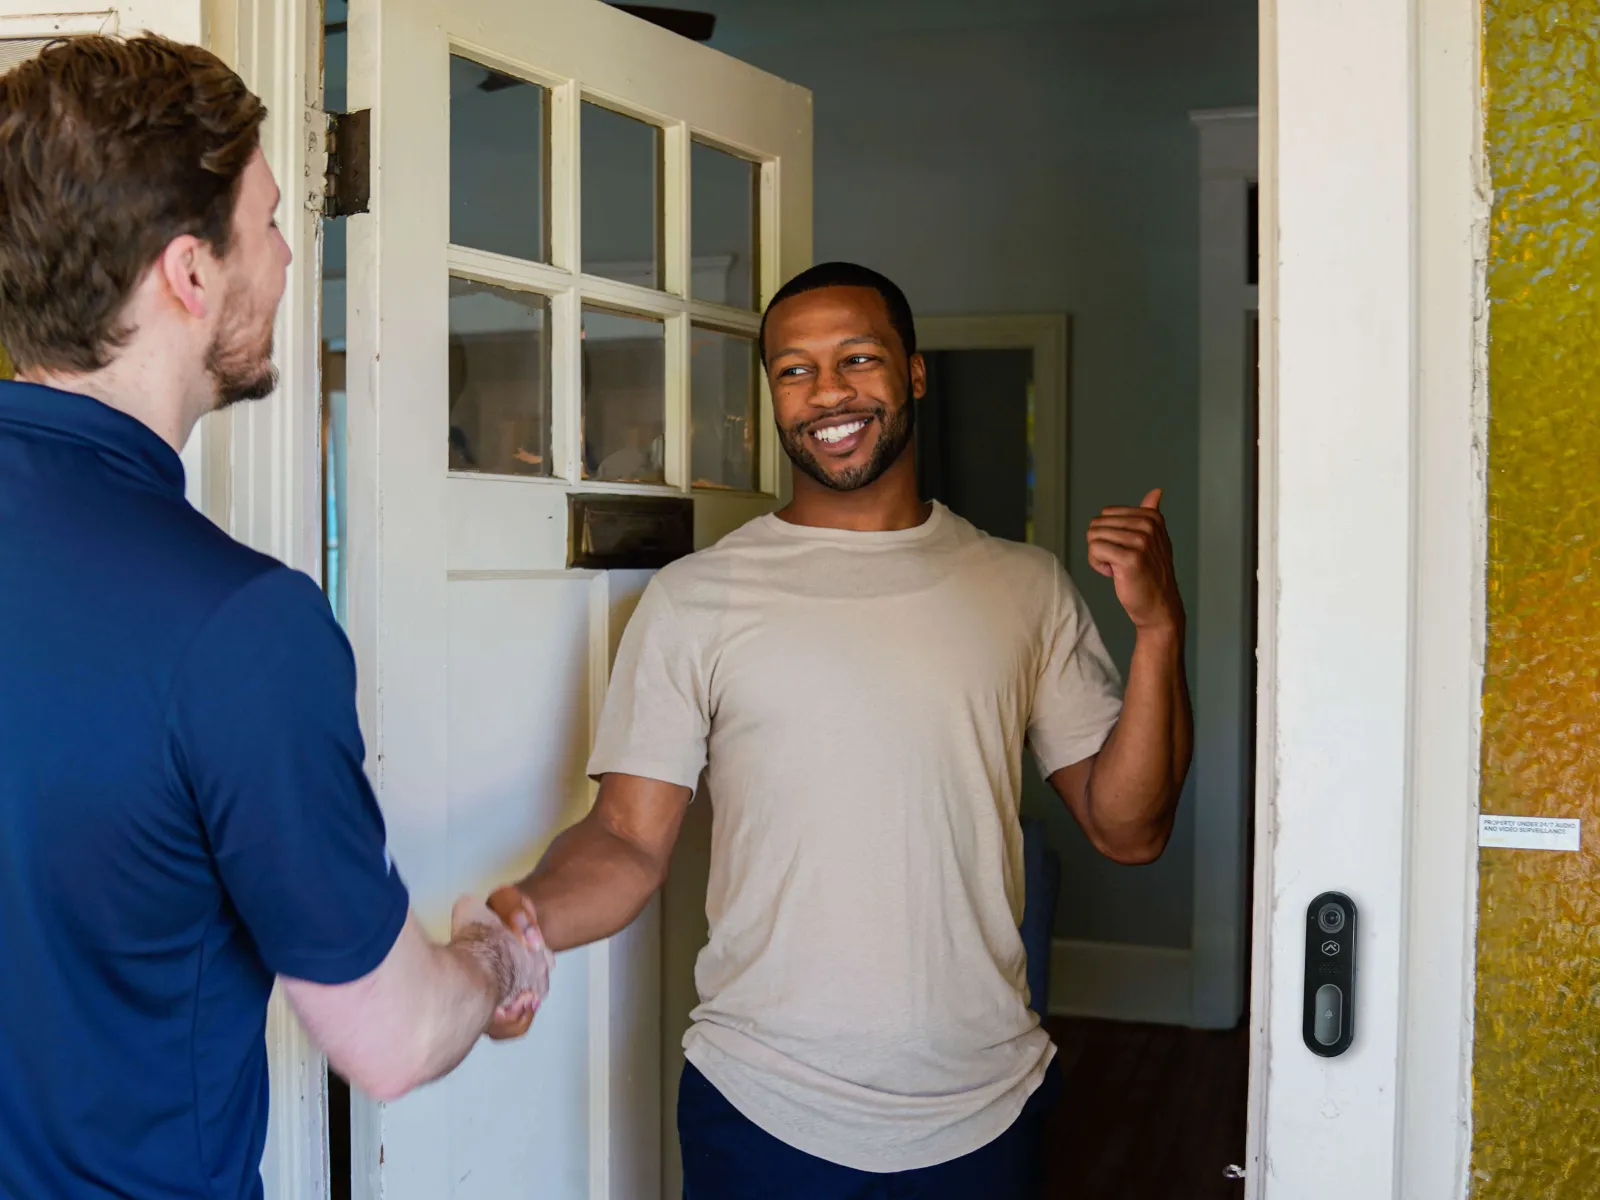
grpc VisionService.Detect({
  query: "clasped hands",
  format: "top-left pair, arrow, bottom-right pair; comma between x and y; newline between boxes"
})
450,886 -> 552,1041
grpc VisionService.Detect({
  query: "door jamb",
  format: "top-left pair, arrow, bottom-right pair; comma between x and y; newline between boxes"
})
213,0 -> 332,1193
1246,0 -> 1482,1196
1398,0 -> 1484,1192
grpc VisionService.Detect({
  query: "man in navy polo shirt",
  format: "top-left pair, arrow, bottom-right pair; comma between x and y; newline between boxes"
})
0,36 -> 553,1200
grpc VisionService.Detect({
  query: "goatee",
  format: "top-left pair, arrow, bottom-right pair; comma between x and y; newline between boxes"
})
779,393 -> 915,493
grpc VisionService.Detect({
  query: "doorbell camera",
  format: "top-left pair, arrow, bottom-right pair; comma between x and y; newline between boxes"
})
1316,902 -> 1346,934
1302,892 -> 1356,1057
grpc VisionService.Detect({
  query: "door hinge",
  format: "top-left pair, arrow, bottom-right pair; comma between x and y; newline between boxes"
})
323,109 -> 371,218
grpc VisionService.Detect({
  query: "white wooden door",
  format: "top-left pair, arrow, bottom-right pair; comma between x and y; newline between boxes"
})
340,1 -> 810,1194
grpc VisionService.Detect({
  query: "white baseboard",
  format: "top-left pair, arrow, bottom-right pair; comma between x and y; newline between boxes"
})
1047,938 -> 1194,1026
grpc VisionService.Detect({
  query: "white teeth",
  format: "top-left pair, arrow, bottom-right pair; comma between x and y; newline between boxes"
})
814,419 -> 867,444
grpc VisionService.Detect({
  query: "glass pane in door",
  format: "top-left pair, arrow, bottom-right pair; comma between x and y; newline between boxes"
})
581,307 -> 666,484
450,55 -> 550,262
691,325 -> 759,491
448,277 -> 553,477
582,102 -> 663,289
691,141 -> 759,310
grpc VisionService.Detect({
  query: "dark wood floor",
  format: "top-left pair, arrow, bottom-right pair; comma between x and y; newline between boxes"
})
1038,1017 -> 1249,1200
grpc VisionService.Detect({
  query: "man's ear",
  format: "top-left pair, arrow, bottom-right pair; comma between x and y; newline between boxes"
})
908,351 -> 928,401
154,235 -> 215,321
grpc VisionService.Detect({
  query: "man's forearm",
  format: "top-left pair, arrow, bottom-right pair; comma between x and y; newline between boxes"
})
407,930 -> 510,1084
289,912 -> 510,1102
1085,623 -> 1193,861
513,814 -> 667,952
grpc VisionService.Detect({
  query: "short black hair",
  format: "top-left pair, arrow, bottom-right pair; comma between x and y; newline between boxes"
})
759,261 -> 918,365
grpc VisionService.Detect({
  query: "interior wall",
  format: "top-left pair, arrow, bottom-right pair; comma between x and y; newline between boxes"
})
1471,2 -> 1600,1192
713,0 -> 1257,948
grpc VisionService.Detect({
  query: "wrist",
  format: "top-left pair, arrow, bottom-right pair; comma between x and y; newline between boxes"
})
452,922 -> 518,1007
488,883 -> 549,953
1132,613 -> 1184,646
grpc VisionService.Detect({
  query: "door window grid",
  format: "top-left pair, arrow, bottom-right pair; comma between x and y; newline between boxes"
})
448,50 -> 776,496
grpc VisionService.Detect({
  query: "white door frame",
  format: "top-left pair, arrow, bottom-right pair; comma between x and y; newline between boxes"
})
915,313 -> 1070,565
1190,107 -> 1256,1033
209,0 -> 330,1193
1247,0 -> 1482,1197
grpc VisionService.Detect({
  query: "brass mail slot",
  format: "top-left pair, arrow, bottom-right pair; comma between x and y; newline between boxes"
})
567,493 -> 694,570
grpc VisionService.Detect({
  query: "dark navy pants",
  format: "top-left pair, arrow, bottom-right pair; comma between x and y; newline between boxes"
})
678,1059 -> 1060,1200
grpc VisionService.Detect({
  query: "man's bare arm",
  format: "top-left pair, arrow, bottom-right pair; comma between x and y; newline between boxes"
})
494,772 -> 692,953
281,898 -> 551,1101
1050,623 -> 1192,864
1050,488 -> 1194,865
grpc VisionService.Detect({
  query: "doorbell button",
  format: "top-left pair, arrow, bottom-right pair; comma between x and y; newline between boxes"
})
1313,984 -> 1343,1046
1302,891 -> 1356,1057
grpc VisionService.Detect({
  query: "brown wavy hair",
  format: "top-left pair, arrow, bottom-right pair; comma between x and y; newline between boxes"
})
0,35 -> 266,373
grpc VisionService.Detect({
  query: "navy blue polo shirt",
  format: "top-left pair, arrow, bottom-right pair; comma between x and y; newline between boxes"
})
0,381 -> 411,1199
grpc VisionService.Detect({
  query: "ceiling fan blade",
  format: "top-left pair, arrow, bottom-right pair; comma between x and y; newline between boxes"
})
478,70 -> 522,92
612,4 -> 716,42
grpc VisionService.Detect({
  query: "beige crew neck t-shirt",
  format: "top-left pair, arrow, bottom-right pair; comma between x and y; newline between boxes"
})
587,502 -> 1124,1173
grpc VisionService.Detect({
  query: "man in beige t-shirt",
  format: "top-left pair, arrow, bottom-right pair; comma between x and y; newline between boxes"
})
489,262 -> 1192,1197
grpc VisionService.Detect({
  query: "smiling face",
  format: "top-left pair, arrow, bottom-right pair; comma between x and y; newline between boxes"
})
763,285 -> 926,493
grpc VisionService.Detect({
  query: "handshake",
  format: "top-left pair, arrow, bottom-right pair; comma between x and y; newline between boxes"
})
451,885 -> 554,1042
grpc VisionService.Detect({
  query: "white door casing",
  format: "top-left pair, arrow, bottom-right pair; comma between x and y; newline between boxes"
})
1247,0 -> 1481,1197
341,0 -> 810,1196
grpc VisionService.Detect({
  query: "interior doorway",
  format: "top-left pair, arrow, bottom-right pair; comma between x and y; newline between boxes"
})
305,0 -> 1261,1193
917,346 -> 1035,543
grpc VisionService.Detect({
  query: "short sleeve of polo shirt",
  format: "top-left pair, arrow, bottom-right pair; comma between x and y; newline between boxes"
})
168,567 -> 410,984
586,577 -> 709,791
1027,560 -> 1125,777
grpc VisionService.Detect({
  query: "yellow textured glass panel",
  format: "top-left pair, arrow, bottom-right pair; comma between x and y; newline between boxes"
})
1474,3 -> 1600,1196
0,342 -> 11,380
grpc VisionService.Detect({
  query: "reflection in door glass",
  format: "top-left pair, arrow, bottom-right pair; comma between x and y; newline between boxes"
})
582,102 -> 663,289
448,277 -> 553,477
322,346 -> 348,625
691,141 -> 759,310
581,307 -> 666,484
450,56 -> 549,263
691,325 -> 759,491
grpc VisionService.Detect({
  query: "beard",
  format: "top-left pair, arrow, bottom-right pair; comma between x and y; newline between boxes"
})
779,392 -> 915,492
206,289 -> 278,410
